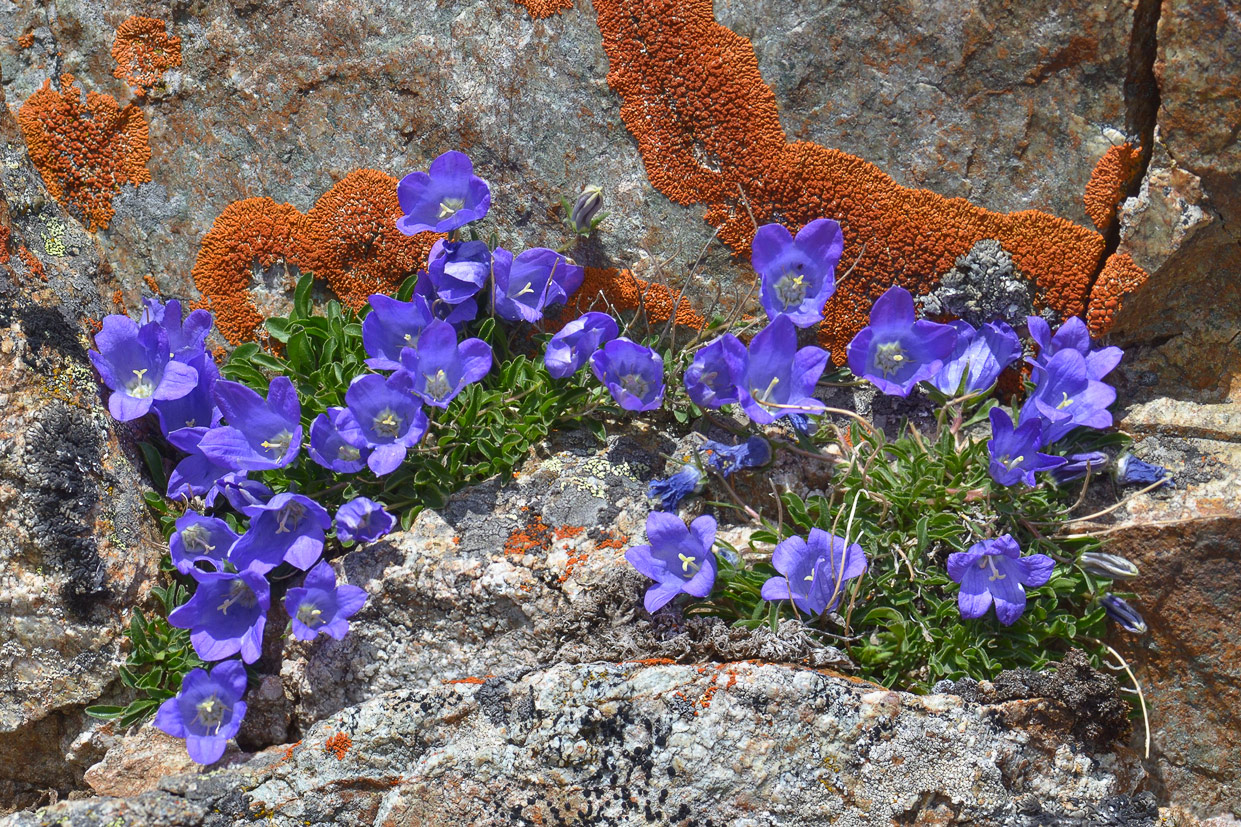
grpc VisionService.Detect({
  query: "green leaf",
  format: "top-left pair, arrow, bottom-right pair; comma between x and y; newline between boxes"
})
84,705 -> 126,719
293,273 -> 315,318
138,442 -> 168,494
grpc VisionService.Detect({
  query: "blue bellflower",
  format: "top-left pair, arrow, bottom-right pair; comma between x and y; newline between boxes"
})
396,150 -> 491,235
170,512 -> 239,575
362,293 -> 435,371
625,513 -> 718,613
308,407 -> 371,473
1027,315 -> 1123,381
986,407 -> 1066,487
930,320 -> 1021,396
215,476 -> 273,512
648,465 -> 703,512
198,376 -> 302,471
414,274 -> 478,328
492,247 -> 584,323
337,372 -> 430,475
426,239 -> 491,305
138,298 -> 213,362
1050,451 -> 1109,485
166,426 -> 234,501
684,334 -> 747,409
397,319 -> 493,408
947,535 -> 1054,626
736,315 -> 828,425
1018,349 -> 1116,444
1115,454 -> 1175,489
154,660 -> 248,765
760,528 -> 868,616
701,436 -> 772,476
846,286 -> 957,397
544,312 -> 619,379
284,560 -> 369,642
335,497 -> 396,544
89,315 -> 200,421
169,568 -> 270,663
154,350 -> 222,436
230,492 -> 332,573
589,338 -> 665,411
752,218 -> 844,327
1101,593 -> 1147,633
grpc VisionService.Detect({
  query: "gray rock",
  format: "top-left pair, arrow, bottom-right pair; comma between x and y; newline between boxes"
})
919,239 -> 1037,327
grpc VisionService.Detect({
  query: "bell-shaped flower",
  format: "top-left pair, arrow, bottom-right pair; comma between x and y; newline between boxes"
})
337,372 -> 429,475
396,150 -> 491,235
1027,315 -> 1123,381
760,528 -> 868,616
154,660 -> 247,765
362,293 -> 435,371
846,286 -> 957,397
166,427 -> 234,501
930,320 -> 1021,396
492,247 -> 584,323
139,298 -> 214,362
589,338 -> 665,411
1018,349 -> 1116,444
335,497 -> 396,544
684,334 -> 747,408
214,476 -> 272,512
170,512 -> 239,574
700,436 -> 771,476
986,408 -> 1066,487
168,568 -> 270,663
1115,454 -> 1175,489
154,351 -> 222,435
398,320 -> 493,409
309,407 -> 370,473
89,315 -> 200,421
1050,451 -> 1109,485
414,275 -> 478,329
426,239 -> 490,305
947,535 -> 1054,626
648,465 -> 703,512
545,312 -> 619,379
736,315 -> 828,425
198,377 -> 302,471
230,493 -> 332,573
625,513 -> 718,613
752,218 -> 844,327
284,560 -> 369,642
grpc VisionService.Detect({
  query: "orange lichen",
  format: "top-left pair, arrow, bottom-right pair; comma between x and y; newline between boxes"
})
592,0 -> 1109,359
572,266 -> 705,329
111,16 -> 181,91
17,32 -> 34,49
301,169 -> 441,312
514,0 -> 575,19
17,245 -> 46,282
504,514 -> 554,556
17,74 -> 152,231
443,676 -> 490,685
324,731 -> 352,760
142,273 -> 162,295
1084,143 -> 1141,233
595,530 -> 628,551
554,525 -> 585,541
190,197 -> 304,344
1087,252 -> 1149,336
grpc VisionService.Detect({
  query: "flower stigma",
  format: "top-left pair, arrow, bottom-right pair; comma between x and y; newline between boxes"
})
128,368 -> 155,398
874,341 -> 907,377
216,578 -> 258,615
372,408 -> 404,437
424,370 -> 452,400
438,197 -> 465,220
275,501 -> 306,534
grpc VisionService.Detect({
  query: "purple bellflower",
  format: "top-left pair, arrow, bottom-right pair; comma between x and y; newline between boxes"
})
362,293 -> 435,371
139,298 -> 213,361
1018,349 -> 1116,444
166,426 -> 234,501
589,338 -> 665,411
846,286 -> 957,397
492,247 -> 584,323
154,351 -> 222,436
170,512 -> 239,575
736,315 -> 828,425
987,407 -> 1066,487
230,493 -> 332,573
426,239 -> 491,305
701,436 -> 772,476
215,476 -> 272,512
752,218 -> 844,327
1100,593 -> 1147,633
89,315 -> 200,421
309,407 -> 370,473
625,513 -> 718,613
1027,315 -> 1123,381
947,535 -> 1054,626
396,150 -> 491,235
684,334 -> 747,409
168,568 -> 270,663
1050,451 -> 1109,485
198,377 -> 302,471
335,497 -> 396,544
414,275 -> 478,328
337,373 -> 429,475
284,560 -> 368,642
545,312 -> 619,379
930,320 -> 1021,396
1115,454 -> 1175,489
760,528 -> 868,616
154,660 -> 247,765
648,465 -> 702,512
397,320 -> 493,408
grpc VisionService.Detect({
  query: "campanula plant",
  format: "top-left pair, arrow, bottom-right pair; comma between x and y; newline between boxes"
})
734,315 -> 828,425
752,218 -> 844,327
625,512 -> 719,612
154,660 -> 248,765
89,315 -> 200,421
590,338 -> 665,411
545,312 -> 618,379
846,285 -> 957,397
396,150 -> 491,235
284,560 -> 369,641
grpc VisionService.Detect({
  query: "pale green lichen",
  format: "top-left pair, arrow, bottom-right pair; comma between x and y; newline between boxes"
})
42,216 -> 66,256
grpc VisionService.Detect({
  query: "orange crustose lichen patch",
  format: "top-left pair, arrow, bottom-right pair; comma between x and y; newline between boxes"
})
504,515 -> 554,556
592,0 -> 1110,358
1083,143 -> 1141,233
190,197 -> 304,344
1088,252 -> 1149,336
514,0 -> 575,19
301,169 -> 441,312
17,32 -> 34,49
573,266 -> 705,329
324,731 -> 352,760
17,74 -> 152,231
111,16 -> 182,91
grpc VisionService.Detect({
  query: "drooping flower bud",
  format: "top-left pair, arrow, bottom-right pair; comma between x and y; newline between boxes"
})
570,185 -> 604,233
1078,551 -> 1139,580
1115,454 -> 1175,489
1100,593 -> 1147,634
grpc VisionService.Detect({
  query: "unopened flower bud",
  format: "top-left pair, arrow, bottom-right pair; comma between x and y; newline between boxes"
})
1115,454 -> 1175,489
1100,593 -> 1147,634
571,185 -> 604,231
1078,551 -> 1139,580
1050,451 -> 1109,485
